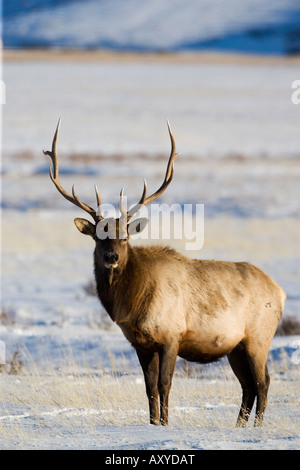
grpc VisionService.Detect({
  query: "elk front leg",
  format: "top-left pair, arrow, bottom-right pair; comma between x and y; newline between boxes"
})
136,349 -> 160,425
158,343 -> 178,425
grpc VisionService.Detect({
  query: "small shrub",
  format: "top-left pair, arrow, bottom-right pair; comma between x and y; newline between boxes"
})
0,350 -> 23,375
0,309 -> 15,326
276,315 -> 300,336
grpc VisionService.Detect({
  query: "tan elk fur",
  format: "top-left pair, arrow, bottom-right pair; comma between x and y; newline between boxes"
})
44,120 -> 286,427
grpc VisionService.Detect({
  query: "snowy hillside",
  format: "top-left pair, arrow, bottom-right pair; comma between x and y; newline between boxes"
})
3,0 -> 300,54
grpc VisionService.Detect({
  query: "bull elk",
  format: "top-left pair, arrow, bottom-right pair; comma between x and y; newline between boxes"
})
44,119 -> 285,427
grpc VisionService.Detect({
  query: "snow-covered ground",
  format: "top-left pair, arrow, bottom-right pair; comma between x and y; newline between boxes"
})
1,51 -> 300,449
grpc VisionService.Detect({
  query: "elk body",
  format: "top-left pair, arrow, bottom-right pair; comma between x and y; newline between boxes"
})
44,120 -> 285,427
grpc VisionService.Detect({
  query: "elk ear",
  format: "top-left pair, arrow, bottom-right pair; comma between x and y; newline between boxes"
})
127,217 -> 149,237
74,218 -> 96,237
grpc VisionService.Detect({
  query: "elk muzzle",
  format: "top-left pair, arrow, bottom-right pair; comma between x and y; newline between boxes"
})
103,250 -> 119,269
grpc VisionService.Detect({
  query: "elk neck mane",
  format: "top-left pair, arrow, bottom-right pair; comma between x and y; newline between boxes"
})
93,243 -> 184,323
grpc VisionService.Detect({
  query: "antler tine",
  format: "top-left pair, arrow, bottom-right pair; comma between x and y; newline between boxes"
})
127,179 -> 147,219
139,120 -> 180,207
119,187 -> 128,236
43,119 -> 102,222
71,184 -> 97,215
94,184 -> 101,214
119,187 -> 127,217
165,119 -> 178,181
43,117 -> 60,180
127,122 -> 179,220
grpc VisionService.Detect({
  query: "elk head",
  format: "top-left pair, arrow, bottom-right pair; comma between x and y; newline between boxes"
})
43,119 -> 179,274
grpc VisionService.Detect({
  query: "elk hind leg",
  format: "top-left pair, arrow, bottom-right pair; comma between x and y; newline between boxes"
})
228,343 -> 256,427
254,365 -> 270,427
245,343 -> 270,427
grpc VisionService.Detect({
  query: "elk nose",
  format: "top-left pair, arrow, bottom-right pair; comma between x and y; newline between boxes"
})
103,250 -> 119,266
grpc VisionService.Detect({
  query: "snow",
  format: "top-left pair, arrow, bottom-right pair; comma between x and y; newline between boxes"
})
1,47 -> 300,449
2,57 -> 300,158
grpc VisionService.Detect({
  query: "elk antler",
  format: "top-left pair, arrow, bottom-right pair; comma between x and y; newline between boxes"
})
126,120 -> 180,219
43,119 -> 103,222
45,119 -> 179,225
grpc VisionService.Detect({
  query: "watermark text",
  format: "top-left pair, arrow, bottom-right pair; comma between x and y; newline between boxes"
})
95,200 -> 204,251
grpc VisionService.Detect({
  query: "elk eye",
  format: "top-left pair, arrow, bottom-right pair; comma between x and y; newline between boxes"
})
121,238 -> 128,243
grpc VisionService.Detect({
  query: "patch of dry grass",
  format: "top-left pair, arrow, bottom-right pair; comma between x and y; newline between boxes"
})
0,349 -> 299,449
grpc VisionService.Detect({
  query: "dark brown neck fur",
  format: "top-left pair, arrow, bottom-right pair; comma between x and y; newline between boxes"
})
94,244 -> 157,323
